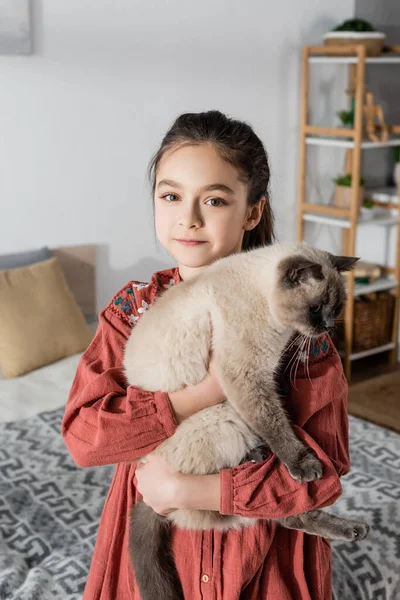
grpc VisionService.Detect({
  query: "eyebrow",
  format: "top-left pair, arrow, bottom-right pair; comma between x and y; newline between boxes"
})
157,179 -> 235,194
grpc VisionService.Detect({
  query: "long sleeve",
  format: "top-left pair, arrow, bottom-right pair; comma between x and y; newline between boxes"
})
62,306 -> 178,468
220,338 -> 350,519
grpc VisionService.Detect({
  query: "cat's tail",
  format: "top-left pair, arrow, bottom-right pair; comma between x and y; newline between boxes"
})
129,500 -> 184,600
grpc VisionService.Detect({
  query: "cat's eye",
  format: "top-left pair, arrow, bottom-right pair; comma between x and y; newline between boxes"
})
333,304 -> 344,318
310,304 -> 322,314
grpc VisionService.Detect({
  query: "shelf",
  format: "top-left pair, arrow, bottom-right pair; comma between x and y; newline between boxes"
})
349,343 -> 395,362
306,135 -> 400,149
303,212 -> 350,228
302,210 -> 400,229
300,45 -> 400,379
353,277 -> 399,296
309,55 -> 400,65
365,186 -> 399,204
359,212 -> 400,227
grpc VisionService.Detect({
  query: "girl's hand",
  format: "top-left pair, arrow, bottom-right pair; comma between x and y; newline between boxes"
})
135,453 -> 182,516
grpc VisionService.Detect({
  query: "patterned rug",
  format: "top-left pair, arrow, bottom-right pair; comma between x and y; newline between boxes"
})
0,409 -> 114,600
0,408 -> 399,599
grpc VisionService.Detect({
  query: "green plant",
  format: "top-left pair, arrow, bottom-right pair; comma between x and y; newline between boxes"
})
393,146 -> 400,163
337,109 -> 354,127
332,18 -> 376,32
333,173 -> 365,186
363,198 -> 374,209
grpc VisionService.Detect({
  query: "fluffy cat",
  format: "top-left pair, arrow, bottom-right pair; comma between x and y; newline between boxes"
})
123,242 -> 369,600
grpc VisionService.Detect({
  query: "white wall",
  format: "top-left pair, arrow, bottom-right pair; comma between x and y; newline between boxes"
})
0,0 -> 354,310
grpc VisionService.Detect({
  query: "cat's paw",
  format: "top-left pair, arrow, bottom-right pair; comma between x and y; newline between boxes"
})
287,450 -> 323,482
241,445 -> 270,464
342,521 -> 370,543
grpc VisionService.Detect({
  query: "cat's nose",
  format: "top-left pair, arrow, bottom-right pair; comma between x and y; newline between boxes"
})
323,318 -> 334,330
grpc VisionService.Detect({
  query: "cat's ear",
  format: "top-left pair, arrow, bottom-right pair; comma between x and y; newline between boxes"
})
283,257 -> 323,287
328,254 -> 360,272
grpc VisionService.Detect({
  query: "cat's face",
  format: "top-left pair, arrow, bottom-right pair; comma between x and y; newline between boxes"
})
274,252 -> 359,337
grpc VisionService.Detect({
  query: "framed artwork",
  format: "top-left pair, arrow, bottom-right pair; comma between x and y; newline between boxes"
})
0,0 -> 31,55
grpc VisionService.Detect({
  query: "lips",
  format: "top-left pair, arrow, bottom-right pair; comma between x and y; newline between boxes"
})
175,239 -> 207,246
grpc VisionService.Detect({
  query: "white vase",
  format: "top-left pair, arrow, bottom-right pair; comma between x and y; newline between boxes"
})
394,162 -> 400,187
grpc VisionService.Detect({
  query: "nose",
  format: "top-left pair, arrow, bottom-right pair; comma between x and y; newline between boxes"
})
323,317 -> 334,331
179,203 -> 203,229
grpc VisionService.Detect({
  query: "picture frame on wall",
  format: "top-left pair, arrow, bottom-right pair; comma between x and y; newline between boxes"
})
0,0 -> 32,55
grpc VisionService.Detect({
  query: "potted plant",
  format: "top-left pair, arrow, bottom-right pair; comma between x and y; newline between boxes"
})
360,197 -> 375,220
393,147 -> 400,188
333,173 -> 365,211
337,109 -> 354,128
324,18 -> 386,56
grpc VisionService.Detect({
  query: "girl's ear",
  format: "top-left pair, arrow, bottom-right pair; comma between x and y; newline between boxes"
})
243,197 -> 266,231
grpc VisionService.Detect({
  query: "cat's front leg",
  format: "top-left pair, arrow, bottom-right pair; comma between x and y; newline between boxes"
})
218,367 -> 323,483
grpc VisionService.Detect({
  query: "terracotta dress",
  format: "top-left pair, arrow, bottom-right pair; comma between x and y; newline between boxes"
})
62,266 -> 350,600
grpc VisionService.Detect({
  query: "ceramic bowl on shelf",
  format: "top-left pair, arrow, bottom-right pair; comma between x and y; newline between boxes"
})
359,207 -> 376,220
323,31 -> 386,56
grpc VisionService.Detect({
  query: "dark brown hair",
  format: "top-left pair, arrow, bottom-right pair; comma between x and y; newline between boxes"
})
149,110 -> 275,250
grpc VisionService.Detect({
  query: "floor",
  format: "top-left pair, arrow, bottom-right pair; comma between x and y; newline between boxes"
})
346,353 -> 400,433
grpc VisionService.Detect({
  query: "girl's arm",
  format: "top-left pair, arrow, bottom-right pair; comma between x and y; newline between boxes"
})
62,307 -> 223,468
176,336 -> 350,518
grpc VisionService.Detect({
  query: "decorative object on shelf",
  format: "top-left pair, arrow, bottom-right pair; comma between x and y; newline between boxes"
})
359,197 -> 380,220
345,260 -> 382,284
333,173 -> 364,211
351,291 -> 395,352
365,187 -> 399,206
323,19 -> 385,56
337,65 -> 357,129
363,92 -> 389,142
338,108 -> 354,128
393,147 -> 400,188
336,291 -> 395,353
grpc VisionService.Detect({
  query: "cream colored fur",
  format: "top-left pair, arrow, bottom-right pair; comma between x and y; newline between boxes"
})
124,242 -> 338,531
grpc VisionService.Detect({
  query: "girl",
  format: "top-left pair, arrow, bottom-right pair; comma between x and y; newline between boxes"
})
62,110 -> 350,599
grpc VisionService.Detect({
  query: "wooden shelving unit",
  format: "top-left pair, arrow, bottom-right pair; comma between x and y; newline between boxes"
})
297,44 -> 400,379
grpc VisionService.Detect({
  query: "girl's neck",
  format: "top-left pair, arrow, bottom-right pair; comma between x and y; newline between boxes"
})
178,263 -> 209,282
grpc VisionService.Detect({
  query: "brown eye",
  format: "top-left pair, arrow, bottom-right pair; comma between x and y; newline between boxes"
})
310,304 -> 322,314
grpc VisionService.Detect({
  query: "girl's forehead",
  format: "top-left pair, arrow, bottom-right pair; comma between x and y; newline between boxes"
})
156,144 -> 246,191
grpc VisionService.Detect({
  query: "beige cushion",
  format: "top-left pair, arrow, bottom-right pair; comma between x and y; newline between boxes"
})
0,257 -> 93,378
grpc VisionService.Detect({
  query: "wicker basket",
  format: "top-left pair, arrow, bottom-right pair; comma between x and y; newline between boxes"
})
349,292 -> 395,352
323,32 -> 386,56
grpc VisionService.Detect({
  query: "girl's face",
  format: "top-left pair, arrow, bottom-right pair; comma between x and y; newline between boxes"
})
154,143 -> 264,280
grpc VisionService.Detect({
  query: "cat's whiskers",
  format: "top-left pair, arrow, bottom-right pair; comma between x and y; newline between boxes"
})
289,335 -> 307,391
285,332 -> 305,353
284,334 -> 306,376
270,331 -> 304,379
305,336 -> 312,386
275,332 -> 304,375
292,335 -> 308,390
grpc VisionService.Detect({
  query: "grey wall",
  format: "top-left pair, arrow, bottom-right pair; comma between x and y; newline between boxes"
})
355,0 -> 400,187
355,0 -> 400,44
